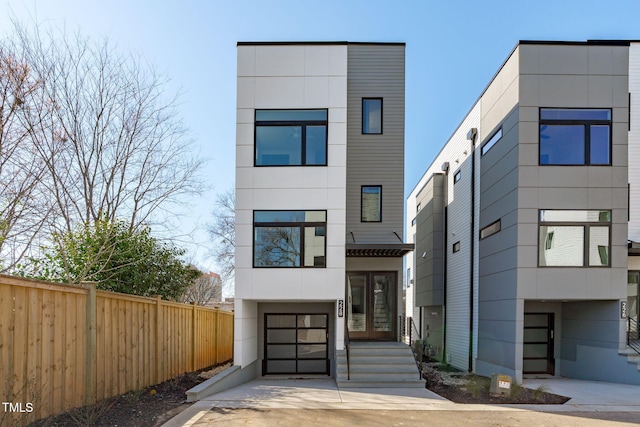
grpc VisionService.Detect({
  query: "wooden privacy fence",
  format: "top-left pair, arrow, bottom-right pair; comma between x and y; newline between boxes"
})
0,274 -> 233,424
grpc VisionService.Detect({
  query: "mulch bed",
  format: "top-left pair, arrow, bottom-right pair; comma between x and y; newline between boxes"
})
422,362 -> 570,404
29,362 -> 231,427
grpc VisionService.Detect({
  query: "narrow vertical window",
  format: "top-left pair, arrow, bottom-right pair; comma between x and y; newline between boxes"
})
362,98 -> 383,134
361,186 -> 382,222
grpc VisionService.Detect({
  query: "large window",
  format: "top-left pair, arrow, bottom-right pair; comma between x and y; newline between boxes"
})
255,109 -> 327,166
361,186 -> 382,222
254,210 -> 326,268
539,108 -> 611,165
538,210 -> 611,267
362,98 -> 382,134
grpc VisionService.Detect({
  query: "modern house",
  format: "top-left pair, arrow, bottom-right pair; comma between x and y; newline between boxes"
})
406,40 -> 640,385
233,42 -> 416,385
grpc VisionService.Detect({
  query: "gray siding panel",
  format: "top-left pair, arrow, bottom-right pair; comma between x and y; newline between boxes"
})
415,174 -> 445,307
346,45 -> 405,244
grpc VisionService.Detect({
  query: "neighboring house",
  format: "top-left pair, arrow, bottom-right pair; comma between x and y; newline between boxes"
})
406,40 -> 640,385
234,42 -> 412,381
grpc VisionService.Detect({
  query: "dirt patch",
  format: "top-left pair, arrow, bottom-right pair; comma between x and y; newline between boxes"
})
422,362 -> 570,404
30,362 -> 232,427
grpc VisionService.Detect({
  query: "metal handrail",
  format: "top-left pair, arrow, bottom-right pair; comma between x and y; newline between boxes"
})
407,317 -> 423,378
344,314 -> 351,380
628,317 -> 640,355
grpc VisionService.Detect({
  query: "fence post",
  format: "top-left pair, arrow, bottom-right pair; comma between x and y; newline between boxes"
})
191,302 -> 197,371
216,309 -> 221,365
154,295 -> 163,384
83,282 -> 97,406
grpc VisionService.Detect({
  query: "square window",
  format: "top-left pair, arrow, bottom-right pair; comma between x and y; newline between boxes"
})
453,241 -> 461,253
539,108 -> 611,166
255,109 -> 327,166
538,210 -> 611,267
254,210 -> 326,268
361,186 -> 382,222
362,98 -> 382,134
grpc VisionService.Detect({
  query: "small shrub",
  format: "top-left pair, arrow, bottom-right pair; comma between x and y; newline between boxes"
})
532,383 -> 549,401
509,379 -> 523,399
123,389 -> 144,404
67,399 -> 114,426
466,376 -> 489,399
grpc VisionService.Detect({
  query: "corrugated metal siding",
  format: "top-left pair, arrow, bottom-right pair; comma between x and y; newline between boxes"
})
346,45 -> 405,244
444,108 -> 480,371
630,44 -> 640,241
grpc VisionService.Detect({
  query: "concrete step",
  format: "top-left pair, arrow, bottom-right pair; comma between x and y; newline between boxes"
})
336,342 -> 423,389
336,363 -> 419,374
337,380 -> 425,388
619,347 -> 640,370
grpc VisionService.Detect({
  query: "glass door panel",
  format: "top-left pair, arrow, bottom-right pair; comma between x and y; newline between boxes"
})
348,274 -> 367,335
371,273 -> 395,339
347,272 -> 396,340
523,313 -> 554,375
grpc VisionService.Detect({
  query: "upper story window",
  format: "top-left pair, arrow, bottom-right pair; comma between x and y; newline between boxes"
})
454,170 -> 462,184
480,219 -> 501,240
362,98 -> 383,134
361,186 -> 382,222
253,210 -> 326,268
255,109 -> 327,166
538,210 -> 611,267
539,108 -> 611,166
481,128 -> 502,156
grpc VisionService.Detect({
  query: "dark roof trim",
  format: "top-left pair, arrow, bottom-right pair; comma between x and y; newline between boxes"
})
237,41 -> 405,47
520,40 -> 632,46
346,243 -> 414,258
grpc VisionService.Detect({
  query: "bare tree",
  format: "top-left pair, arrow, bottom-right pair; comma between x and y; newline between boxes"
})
0,21 -> 205,273
8,22 -> 204,237
0,45 -> 50,271
207,188 -> 235,281
182,271 -> 223,305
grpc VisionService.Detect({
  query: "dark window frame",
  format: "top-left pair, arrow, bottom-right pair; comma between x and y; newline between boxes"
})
263,313 -> 329,375
481,128 -> 503,156
361,185 -> 382,222
253,210 -> 327,268
480,219 -> 501,240
454,169 -> 462,184
453,241 -> 461,253
539,108 -> 612,166
362,98 -> 383,135
537,209 -> 612,268
254,109 -> 328,167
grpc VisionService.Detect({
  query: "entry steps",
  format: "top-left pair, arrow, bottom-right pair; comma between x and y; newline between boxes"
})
620,346 -> 640,370
336,341 -> 424,388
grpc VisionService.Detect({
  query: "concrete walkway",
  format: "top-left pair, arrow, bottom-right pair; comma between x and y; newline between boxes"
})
163,377 -> 640,426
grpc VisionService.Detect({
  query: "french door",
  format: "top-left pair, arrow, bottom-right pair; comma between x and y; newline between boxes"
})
347,272 -> 396,340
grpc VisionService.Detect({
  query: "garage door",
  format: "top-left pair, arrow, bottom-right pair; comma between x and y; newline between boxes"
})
264,313 -> 329,375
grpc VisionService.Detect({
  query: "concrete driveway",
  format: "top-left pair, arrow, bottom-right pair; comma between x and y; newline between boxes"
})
163,377 -> 640,426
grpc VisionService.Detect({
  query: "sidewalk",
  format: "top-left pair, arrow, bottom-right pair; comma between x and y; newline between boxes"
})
163,377 -> 640,426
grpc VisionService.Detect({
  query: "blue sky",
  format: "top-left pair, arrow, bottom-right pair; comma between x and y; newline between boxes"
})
2,0 -> 640,272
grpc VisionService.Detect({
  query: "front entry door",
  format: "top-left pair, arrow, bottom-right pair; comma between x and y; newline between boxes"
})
347,272 -> 396,340
523,313 -> 555,375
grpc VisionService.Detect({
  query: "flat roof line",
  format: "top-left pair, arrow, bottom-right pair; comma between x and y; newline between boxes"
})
237,41 -> 405,46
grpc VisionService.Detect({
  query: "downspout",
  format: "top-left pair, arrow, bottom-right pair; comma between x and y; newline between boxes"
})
442,204 -> 448,364
467,128 -> 478,372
